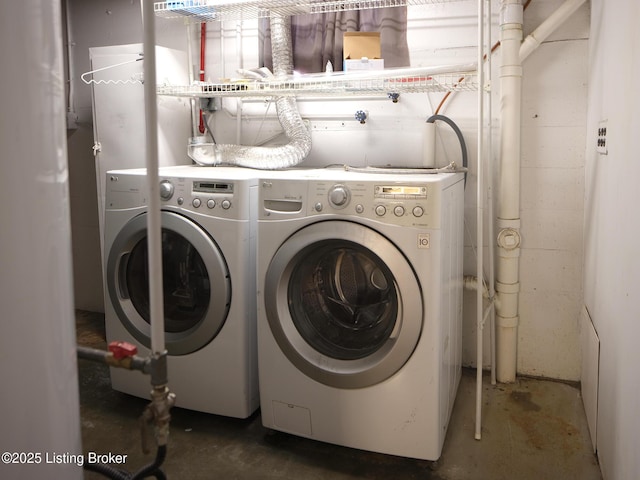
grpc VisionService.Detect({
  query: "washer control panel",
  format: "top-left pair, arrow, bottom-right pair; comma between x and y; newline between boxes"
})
157,177 -> 242,218
106,167 -> 257,221
309,180 -> 441,228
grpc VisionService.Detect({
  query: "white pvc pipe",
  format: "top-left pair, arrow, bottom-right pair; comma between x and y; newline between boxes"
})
496,0 -> 523,383
520,0 -> 587,62
494,0 -> 585,384
475,0 -> 486,441
0,1 -> 82,477
486,0 -> 497,387
142,0 -> 165,355
422,122 -> 437,168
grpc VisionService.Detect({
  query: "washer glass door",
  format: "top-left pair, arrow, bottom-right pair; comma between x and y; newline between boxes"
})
265,220 -> 423,388
107,211 -> 231,355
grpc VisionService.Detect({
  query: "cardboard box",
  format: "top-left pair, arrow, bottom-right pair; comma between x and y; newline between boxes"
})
343,32 -> 383,71
343,32 -> 381,60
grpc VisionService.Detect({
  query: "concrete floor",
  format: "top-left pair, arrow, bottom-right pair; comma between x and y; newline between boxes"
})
76,310 -> 602,480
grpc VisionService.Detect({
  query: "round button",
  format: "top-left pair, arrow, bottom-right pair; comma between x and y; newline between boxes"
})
192,198 -> 201,208
177,197 -> 184,206
314,202 -> 323,212
375,205 -> 386,216
221,199 -> 231,210
207,199 -> 216,209
394,205 -> 405,217
159,180 -> 174,200
412,206 -> 424,217
355,204 -> 364,214
328,185 -> 350,208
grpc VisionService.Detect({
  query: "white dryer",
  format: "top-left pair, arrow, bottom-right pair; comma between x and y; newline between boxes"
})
103,165 -> 259,418
256,168 -> 464,460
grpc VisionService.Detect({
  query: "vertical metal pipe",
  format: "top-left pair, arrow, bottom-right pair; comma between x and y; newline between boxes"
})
486,0 -> 497,387
142,0 -> 165,355
236,22 -> 243,144
475,0 -> 486,441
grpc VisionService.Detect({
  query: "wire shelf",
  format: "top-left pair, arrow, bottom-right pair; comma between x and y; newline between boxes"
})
156,66 -> 477,98
154,0 -> 464,23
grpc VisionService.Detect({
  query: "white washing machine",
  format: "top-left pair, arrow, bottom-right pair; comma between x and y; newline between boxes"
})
103,165 -> 259,418
256,168 -> 465,460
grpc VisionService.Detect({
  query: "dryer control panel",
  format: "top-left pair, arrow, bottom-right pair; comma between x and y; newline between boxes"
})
309,180 -> 442,229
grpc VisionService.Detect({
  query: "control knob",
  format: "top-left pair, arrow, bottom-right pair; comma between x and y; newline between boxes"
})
394,205 -> 405,217
328,184 -> 350,209
159,180 -> 174,200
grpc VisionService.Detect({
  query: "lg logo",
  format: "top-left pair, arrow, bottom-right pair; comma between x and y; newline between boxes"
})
418,233 -> 430,249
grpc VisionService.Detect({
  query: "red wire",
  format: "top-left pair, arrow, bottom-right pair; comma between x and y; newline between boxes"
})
199,23 -> 206,135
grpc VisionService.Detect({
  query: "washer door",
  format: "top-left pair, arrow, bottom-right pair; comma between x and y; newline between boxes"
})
265,220 -> 423,389
107,211 -> 231,355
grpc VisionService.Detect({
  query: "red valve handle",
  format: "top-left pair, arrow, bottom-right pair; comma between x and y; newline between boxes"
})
108,341 -> 138,359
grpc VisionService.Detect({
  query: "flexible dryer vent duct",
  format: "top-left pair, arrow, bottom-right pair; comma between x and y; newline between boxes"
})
199,15 -> 311,169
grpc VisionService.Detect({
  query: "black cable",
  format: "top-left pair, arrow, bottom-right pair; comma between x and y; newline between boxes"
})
130,445 -> 167,480
83,462 -> 129,480
426,114 -> 468,185
202,107 -> 217,144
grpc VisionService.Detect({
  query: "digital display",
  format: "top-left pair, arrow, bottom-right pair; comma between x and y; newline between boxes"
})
193,181 -> 233,194
375,185 -> 427,198
381,186 -> 422,195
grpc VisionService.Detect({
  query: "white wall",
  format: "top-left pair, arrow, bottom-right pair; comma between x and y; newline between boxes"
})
1,1 -> 82,477
69,1 -> 590,382
584,0 -> 640,478
452,0 -> 589,381
516,0 -> 589,380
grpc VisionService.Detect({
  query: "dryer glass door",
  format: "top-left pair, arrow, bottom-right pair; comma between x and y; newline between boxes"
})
107,211 -> 231,355
287,241 -> 398,361
265,220 -> 423,389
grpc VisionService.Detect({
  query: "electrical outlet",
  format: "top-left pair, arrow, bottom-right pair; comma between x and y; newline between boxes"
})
597,120 -> 608,155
